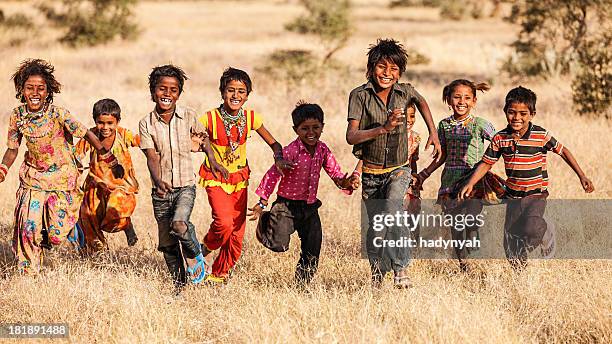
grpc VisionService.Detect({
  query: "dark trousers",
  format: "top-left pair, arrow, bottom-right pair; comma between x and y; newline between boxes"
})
446,200 -> 484,261
257,196 -> 323,284
152,185 -> 202,287
503,192 -> 548,267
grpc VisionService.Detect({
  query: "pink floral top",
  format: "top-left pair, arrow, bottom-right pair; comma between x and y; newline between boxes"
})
7,104 -> 88,191
255,138 -> 347,204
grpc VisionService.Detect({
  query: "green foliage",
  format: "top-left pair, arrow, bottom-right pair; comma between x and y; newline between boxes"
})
504,0 -> 611,115
38,0 -> 140,47
285,0 -> 351,62
439,0 -> 484,20
571,31 -> 611,116
0,10 -> 34,28
256,49 -> 348,88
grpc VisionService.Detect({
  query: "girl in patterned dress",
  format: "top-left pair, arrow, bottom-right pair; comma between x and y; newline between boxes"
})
0,59 -> 122,274
415,79 -> 500,270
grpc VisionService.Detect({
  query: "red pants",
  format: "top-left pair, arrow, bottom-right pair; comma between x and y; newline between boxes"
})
203,186 -> 247,277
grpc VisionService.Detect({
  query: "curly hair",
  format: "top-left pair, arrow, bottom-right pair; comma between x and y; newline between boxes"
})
148,64 -> 188,101
11,59 -> 61,104
442,79 -> 490,105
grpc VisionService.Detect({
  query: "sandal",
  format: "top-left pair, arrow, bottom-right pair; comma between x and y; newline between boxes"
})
541,219 -> 556,259
393,269 -> 413,289
187,254 -> 207,284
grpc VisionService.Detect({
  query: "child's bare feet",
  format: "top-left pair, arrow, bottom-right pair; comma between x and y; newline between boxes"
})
201,243 -> 214,275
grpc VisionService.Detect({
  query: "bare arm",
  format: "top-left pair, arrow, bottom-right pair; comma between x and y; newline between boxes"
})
142,148 -> 171,196
559,147 -> 594,193
256,125 -> 295,175
1,148 -> 19,169
0,148 -> 19,183
458,162 -> 493,200
418,146 -> 447,183
414,94 -> 442,161
83,130 -> 108,154
346,119 -> 388,145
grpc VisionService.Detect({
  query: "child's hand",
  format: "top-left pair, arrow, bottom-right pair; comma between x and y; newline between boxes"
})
274,158 -> 295,177
154,180 -> 172,197
458,184 -> 473,200
0,174 -> 5,183
383,109 -> 405,132
190,132 -> 205,152
425,133 -> 442,162
247,199 -> 267,221
411,173 -> 423,190
210,160 -> 229,180
580,176 -> 595,193
348,174 -> 361,190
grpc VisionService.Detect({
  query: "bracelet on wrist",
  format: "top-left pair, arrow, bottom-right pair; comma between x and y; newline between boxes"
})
256,200 -> 267,209
0,163 -> 8,177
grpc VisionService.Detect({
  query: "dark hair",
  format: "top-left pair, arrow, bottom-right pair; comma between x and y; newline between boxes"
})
291,101 -> 324,127
11,59 -> 61,104
503,86 -> 537,113
442,79 -> 490,105
93,98 -> 121,121
366,38 -> 408,81
219,67 -> 252,95
148,64 -> 188,101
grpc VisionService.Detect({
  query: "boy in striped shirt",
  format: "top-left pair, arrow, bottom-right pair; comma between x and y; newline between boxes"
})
459,86 -> 594,267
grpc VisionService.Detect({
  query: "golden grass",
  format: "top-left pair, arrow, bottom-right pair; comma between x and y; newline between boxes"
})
0,1 -> 610,343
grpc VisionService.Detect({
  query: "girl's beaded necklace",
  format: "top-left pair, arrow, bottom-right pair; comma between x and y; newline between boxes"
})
449,113 -> 474,127
219,105 -> 246,164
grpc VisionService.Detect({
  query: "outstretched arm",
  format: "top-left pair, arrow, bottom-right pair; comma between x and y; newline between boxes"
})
458,162 -> 492,200
559,147 -> 594,193
414,94 -> 441,162
256,125 -> 295,176
345,109 -> 406,145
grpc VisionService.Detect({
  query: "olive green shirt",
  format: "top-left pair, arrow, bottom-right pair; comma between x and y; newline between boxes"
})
347,81 -> 421,167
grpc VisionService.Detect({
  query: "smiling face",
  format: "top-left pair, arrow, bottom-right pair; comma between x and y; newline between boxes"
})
372,58 -> 400,89
153,76 -> 180,114
505,102 -> 534,135
222,80 -> 249,115
23,75 -> 48,112
449,84 -> 476,119
95,114 -> 118,139
406,106 -> 416,129
294,118 -> 324,149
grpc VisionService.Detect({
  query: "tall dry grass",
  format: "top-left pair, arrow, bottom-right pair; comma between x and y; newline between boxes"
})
0,1 -> 610,343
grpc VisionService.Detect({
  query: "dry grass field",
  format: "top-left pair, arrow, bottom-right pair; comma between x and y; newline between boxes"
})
0,1 -> 610,343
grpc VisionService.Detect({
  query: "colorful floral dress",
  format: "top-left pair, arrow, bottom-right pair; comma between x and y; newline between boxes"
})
6,104 -> 88,274
74,127 -> 140,252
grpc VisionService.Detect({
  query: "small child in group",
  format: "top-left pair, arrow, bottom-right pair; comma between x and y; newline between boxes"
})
416,79 -> 502,270
249,102 -> 360,286
139,64 -> 226,288
352,102 -> 422,232
459,86 -> 594,268
196,67 -> 293,284
345,38 -> 441,288
0,59 -> 122,274
73,99 -> 140,253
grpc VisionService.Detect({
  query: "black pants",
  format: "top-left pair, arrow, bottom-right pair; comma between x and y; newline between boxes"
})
256,196 -> 322,284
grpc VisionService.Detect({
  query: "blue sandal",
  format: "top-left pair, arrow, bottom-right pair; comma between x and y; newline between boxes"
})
187,254 -> 207,284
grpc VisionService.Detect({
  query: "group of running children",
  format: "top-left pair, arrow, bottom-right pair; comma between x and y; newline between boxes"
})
0,38 -> 594,290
